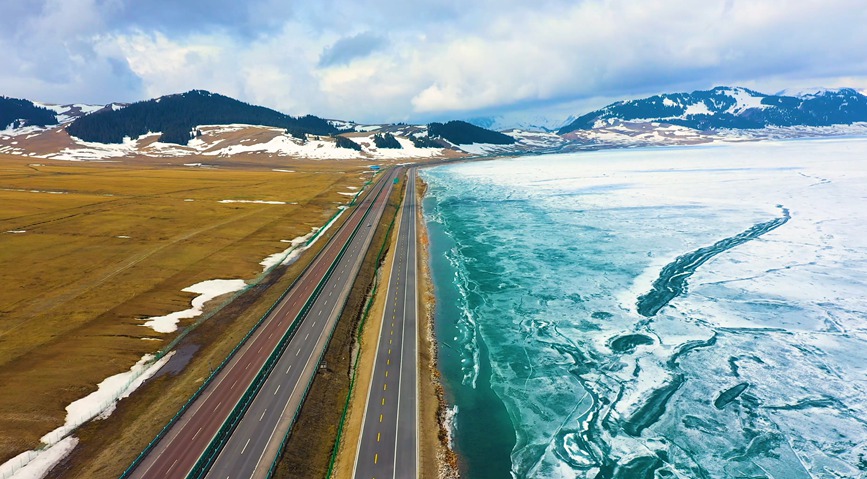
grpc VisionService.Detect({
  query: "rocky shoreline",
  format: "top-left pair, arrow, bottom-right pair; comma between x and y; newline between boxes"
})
415,174 -> 460,479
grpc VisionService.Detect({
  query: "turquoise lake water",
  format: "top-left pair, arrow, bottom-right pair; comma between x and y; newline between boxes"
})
420,141 -> 867,478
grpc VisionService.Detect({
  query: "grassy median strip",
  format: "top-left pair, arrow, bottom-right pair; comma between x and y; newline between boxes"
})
322,190 -> 399,479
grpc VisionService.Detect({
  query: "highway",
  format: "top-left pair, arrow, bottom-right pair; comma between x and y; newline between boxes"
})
352,168 -> 419,479
202,167 -> 399,479
128,167 -> 398,479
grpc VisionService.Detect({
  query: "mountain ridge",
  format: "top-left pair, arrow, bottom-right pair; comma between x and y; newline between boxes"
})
3,86 -> 867,161
558,86 -> 867,134
66,90 -> 338,145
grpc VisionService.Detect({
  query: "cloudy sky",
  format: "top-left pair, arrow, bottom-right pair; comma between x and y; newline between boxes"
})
2,0 -> 866,124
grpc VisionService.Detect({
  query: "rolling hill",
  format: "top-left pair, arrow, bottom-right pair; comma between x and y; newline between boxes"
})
66,90 -> 338,145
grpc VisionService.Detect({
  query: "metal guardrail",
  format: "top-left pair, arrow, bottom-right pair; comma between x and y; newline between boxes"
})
118,171 -> 387,479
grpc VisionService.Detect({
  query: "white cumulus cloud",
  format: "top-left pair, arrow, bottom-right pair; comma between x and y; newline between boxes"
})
2,0 -> 867,123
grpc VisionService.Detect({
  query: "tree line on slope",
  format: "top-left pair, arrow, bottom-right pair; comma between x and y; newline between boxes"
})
335,136 -> 362,150
66,90 -> 338,145
428,120 -> 515,144
0,97 -> 58,129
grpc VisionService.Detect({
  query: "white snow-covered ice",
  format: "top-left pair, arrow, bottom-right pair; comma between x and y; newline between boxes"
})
423,137 -> 867,478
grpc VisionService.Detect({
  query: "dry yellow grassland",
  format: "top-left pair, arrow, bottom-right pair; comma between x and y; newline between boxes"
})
0,154 -> 371,464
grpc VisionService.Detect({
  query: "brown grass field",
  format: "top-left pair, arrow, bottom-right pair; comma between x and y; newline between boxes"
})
0,152 -> 377,467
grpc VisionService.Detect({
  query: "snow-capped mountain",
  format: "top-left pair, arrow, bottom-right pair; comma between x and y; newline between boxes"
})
0,97 -> 59,130
34,102 -> 127,124
467,113 -> 577,133
1,97 -> 127,134
6,86 -> 867,162
558,86 -> 867,133
0,91 -> 519,161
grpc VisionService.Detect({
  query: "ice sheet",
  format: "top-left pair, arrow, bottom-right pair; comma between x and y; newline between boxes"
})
422,137 -> 867,478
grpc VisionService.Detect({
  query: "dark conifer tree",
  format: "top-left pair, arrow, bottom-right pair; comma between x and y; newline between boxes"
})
427,120 -> 515,144
410,135 -> 441,148
373,132 -> 402,148
0,97 -> 58,129
335,135 -> 362,150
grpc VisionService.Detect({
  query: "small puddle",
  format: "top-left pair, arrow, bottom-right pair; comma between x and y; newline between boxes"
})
154,344 -> 200,378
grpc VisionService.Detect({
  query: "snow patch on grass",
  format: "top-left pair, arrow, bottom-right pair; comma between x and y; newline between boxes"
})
218,199 -> 287,205
259,202 -> 350,273
141,279 -> 246,333
40,352 -> 175,444
260,231 -> 316,272
1,351 -> 174,479
0,436 -> 78,479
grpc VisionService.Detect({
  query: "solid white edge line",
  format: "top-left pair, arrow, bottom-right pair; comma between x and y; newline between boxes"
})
215,168 -> 392,479
247,174 -> 394,479
161,180 -> 366,479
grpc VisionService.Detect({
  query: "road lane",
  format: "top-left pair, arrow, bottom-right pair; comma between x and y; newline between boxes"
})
127,168 -> 396,479
352,168 -> 419,479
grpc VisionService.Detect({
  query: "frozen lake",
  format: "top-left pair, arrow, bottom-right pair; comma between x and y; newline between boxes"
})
422,138 -> 867,478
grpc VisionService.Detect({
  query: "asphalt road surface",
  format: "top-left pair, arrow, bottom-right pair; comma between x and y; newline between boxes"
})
352,168 -> 419,479
128,167 -> 397,479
